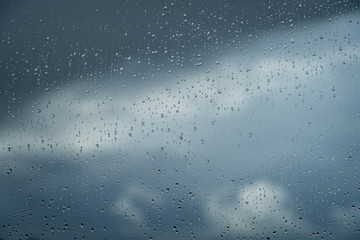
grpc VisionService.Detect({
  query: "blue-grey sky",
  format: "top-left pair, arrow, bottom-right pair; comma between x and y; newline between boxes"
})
1,1 -> 360,240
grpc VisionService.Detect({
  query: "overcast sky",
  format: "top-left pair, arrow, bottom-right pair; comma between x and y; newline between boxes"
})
1,1 -> 360,240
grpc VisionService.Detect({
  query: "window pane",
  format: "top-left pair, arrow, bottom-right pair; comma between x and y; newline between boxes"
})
1,1 -> 359,239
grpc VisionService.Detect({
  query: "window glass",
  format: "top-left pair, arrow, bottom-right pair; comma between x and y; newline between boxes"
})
1,1 -> 359,239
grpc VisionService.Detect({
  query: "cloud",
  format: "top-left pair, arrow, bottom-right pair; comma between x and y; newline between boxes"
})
1,12 -> 359,170
114,196 -> 145,224
204,180 -> 312,238
112,185 -> 164,224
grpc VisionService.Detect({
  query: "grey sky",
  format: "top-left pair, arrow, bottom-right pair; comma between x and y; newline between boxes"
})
1,1 -> 360,240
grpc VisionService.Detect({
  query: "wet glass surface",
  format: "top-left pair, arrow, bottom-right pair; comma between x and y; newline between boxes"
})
1,1 -> 360,239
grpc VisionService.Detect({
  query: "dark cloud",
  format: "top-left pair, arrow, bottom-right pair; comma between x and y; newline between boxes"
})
0,0 -> 359,123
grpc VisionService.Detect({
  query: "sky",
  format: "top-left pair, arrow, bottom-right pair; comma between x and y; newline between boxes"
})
1,1 -> 360,240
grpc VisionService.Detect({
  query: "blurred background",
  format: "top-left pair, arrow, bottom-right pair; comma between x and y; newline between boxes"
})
1,0 -> 360,239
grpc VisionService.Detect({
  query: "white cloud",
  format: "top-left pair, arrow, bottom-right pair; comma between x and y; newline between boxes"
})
112,185 -> 164,225
114,195 -> 145,224
204,180 -> 312,238
1,13 -> 359,168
